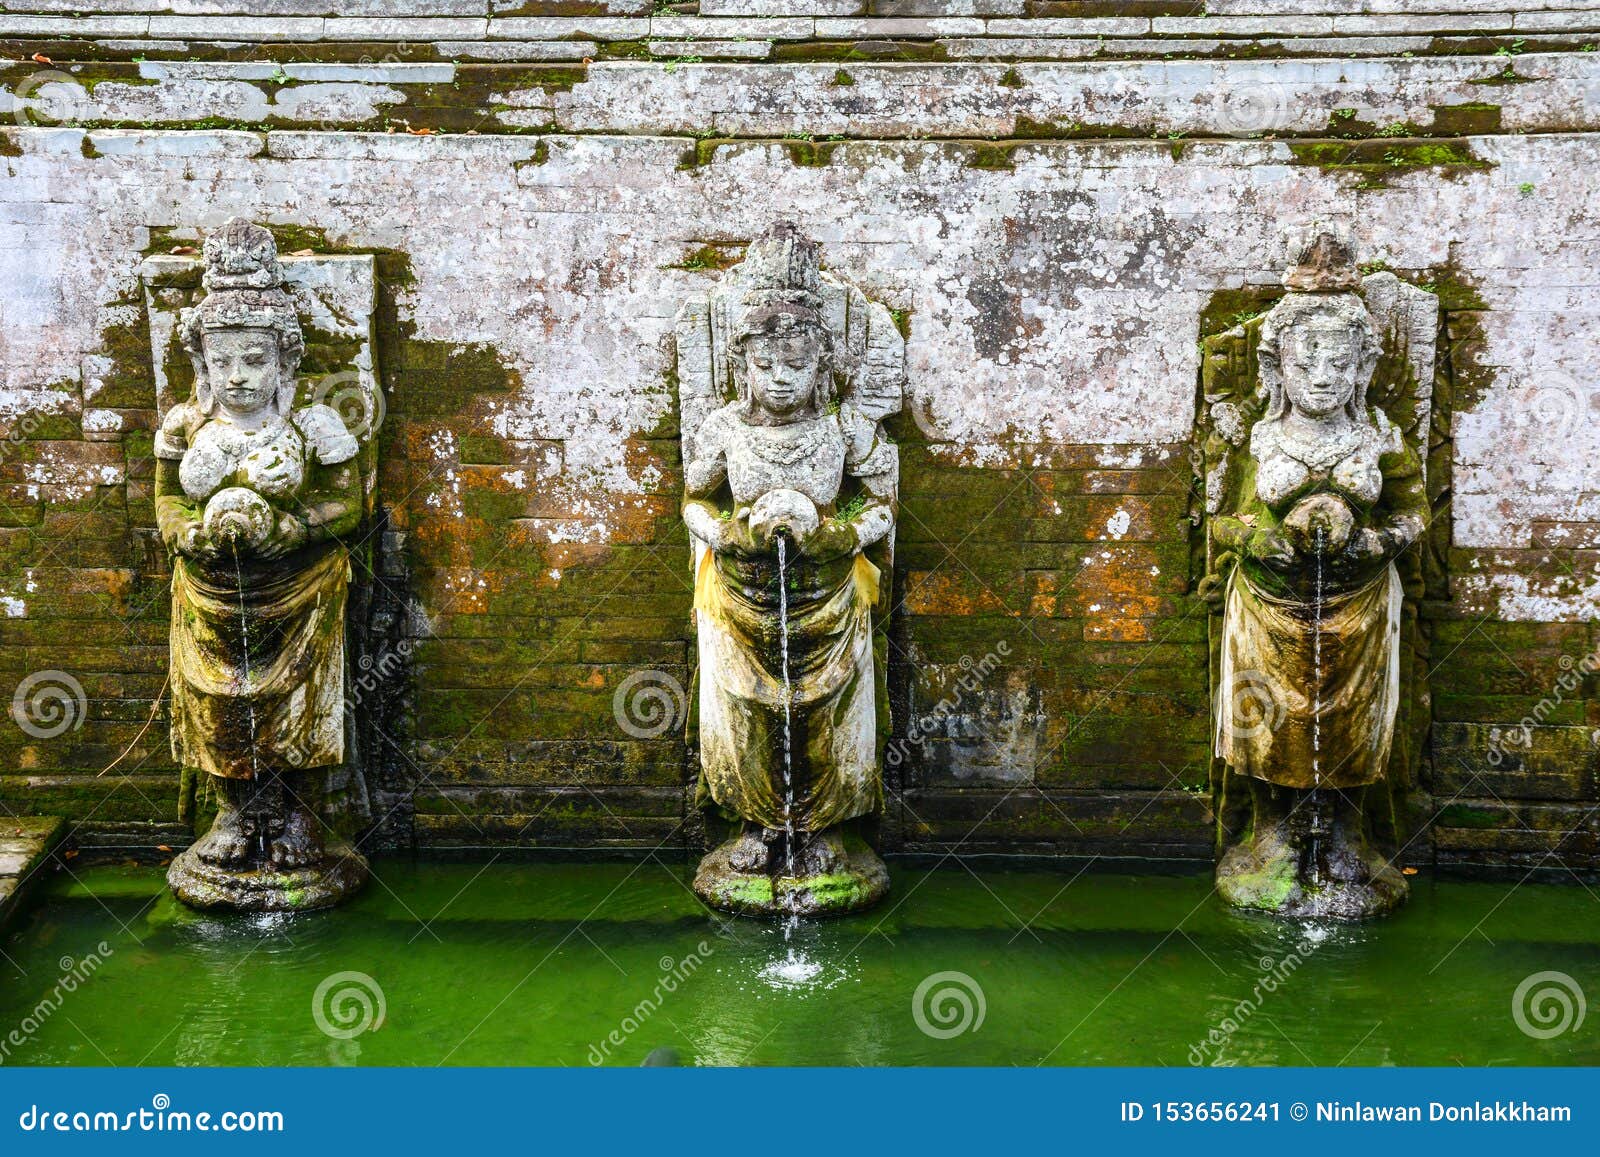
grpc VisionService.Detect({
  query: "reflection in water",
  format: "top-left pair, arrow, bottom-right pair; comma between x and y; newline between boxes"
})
1,863 -> 1595,1069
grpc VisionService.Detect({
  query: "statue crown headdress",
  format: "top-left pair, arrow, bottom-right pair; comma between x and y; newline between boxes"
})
1281,221 -> 1361,293
202,217 -> 285,292
734,221 -> 827,336
179,218 -> 304,413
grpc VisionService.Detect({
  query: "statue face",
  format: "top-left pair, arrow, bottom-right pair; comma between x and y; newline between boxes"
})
1279,318 -> 1362,420
202,328 -> 280,416
744,330 -> 822,421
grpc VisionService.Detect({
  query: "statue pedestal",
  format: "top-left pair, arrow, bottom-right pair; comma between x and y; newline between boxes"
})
692,836 -> 888,918
167,840 -> 369,913
1216,840 -> 1408,921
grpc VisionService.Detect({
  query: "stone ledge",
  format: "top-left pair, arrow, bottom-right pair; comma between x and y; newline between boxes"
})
1,10 -> 1583,45
13,55 -> 1598,139
0,815 -> 66,933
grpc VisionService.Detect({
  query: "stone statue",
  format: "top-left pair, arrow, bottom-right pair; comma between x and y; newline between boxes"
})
674,222 -> 904,917
1199,224 -> 1435,919
157,218 -> 369,911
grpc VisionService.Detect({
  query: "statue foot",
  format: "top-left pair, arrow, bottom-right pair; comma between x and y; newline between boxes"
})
693,827 -> 888,919
268,806 -> 325,870
726,824 -> 773,874
793,829 -> 847,876
1216,812 -> 1299,912
1217,798 -> 1408,920
191,806 -> 255,868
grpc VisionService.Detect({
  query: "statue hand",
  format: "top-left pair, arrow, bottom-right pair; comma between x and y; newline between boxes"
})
176,521 -> 212,560
1345,528 -> 1388,563
716,510 -> 764,558
799,519 -> 858,562
255,512 -> 309,561
1244,528 -> 1296,569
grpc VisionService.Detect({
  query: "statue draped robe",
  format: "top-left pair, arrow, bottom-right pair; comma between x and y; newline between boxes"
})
156,401 -> 358,782
688,402 -> 894,834
1214,411 -> 1424,791
694,545 -> 882,833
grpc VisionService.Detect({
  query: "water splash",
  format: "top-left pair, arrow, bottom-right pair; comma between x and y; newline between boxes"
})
758,952 -> 822,990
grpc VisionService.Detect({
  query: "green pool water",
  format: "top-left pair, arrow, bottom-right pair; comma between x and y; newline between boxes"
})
0,860 -> 1595,1067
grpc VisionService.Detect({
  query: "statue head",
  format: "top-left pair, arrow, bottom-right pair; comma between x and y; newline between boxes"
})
178,219 -> 304,420
735,305 -> 830,422
729,222 -> 838,423
1257,222 -> 1381,423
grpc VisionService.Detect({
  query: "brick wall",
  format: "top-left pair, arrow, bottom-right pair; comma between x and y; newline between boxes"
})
0,3 -> 1596,874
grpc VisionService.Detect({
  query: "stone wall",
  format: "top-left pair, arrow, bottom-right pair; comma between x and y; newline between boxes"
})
1,1 -> 1596,873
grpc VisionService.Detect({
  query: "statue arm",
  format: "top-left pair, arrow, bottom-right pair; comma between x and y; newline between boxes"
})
683,496 -> 728,549
682,412 -> 736,550
154,460 -> 206,557
1353,444 -> 1427,562
837,407 -> 897,550
247,462 -> 361,561
296,464 -> 364,544
253,407 -> 365,558
846,455 -> 897,550
1209,514 -> 1255,552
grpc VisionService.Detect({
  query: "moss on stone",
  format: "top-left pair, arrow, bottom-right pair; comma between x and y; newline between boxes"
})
1288,137 -> 1493,189
1196,286 -> 1281,338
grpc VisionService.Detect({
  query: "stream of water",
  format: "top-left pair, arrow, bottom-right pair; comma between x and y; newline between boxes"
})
231,542 -> 265,860
1308,525 -> 1326,884
761,534 -> 823,989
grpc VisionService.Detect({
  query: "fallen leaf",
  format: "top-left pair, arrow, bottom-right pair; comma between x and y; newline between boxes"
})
32,53 -> 51,65
1402,867 -> 1418,876
63,849 -> 78,860
407,127 -> 435,135
156,844 -> 172,852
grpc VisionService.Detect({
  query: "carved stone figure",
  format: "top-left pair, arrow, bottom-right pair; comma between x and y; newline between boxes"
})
1198,224 -> 1436,920
158,218 -> 369,911
675,222 -> 904,917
